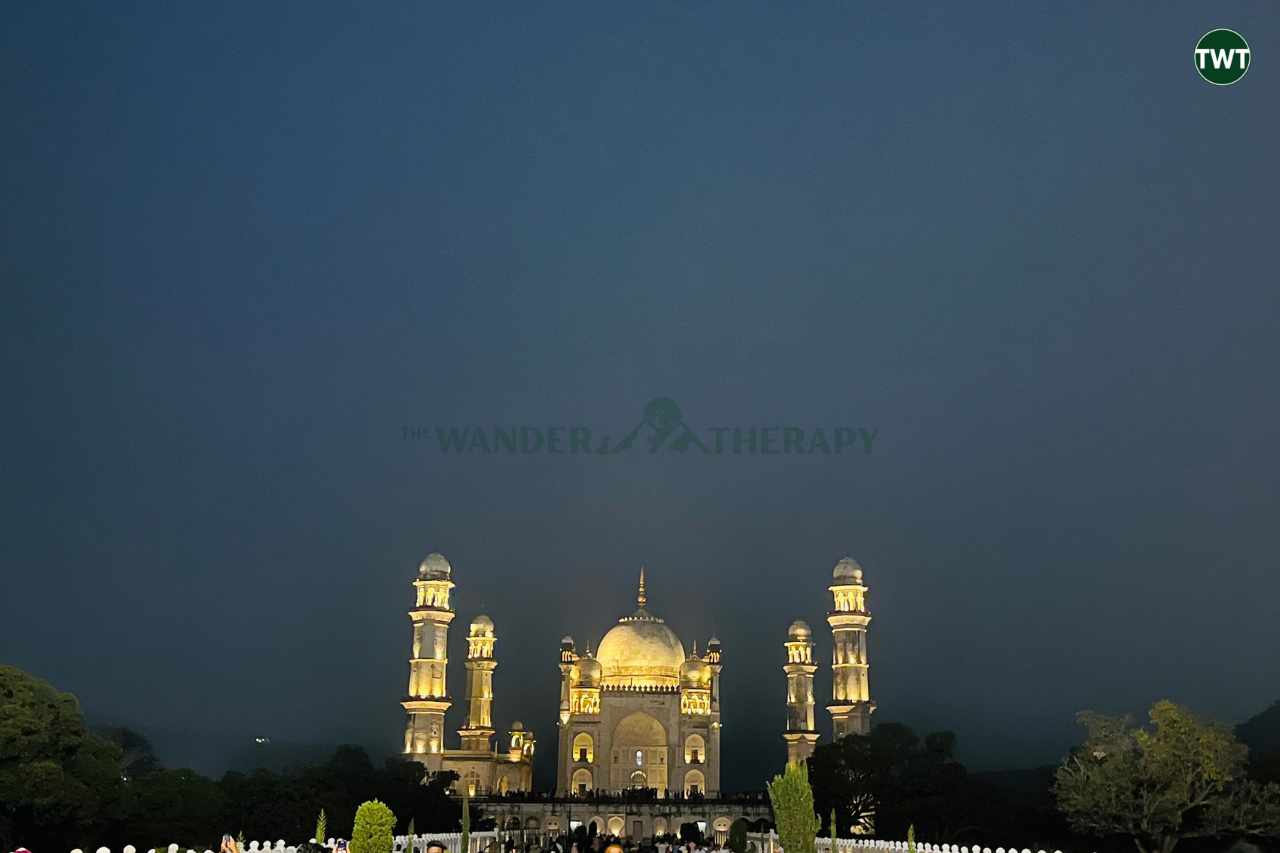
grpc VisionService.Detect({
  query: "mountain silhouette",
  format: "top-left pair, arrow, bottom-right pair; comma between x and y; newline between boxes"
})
1237,699 -> 1280,783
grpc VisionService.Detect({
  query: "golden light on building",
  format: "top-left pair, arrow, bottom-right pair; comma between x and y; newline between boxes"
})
827,556 -> 875,738
783,556 -> 877,764
556,569 -> 723,797
402,553 -> 455,758
458,613 -> 497,751
782,619 -> 819,764
395,549 -> 875,839
400,553 -> 534,793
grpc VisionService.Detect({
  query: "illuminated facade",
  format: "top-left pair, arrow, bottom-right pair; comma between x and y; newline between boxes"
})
395,550 -> 879,840
781,556 -> 876,764
401,553 -> 534,794
782,620 -> 819,764
826,556 -> 874,739
555,569 -> 722,797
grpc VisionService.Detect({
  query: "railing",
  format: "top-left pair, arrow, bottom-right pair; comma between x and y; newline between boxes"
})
65,831 -> 502,853
746,833 -> 1067,853
472,790 -> 771,805
64,832 -> 1068,853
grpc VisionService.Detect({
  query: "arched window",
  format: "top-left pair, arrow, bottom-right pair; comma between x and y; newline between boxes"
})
684,769 -> 705,797
571,768 -> 593,795
684,734 -> 706,765
572,732 -> 594,763
497,775 -> 510,794
630,769 -> 647,788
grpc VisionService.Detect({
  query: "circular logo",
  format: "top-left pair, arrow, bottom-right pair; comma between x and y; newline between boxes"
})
1195,29 -> 1251,85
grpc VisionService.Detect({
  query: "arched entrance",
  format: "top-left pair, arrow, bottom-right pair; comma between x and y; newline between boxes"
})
683,733 -> 706,764
611,711 -> 668,792
572,731 -> 594,763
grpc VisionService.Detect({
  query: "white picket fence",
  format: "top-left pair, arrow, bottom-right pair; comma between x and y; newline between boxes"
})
64,831 -> 501,853
60,831 -> 1065,853
747,834 -> 1066,853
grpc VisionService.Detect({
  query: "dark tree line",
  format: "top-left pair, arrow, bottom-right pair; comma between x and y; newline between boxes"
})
9,665 -> 1280,853
1,667 -> 472,853
807,717 -> 1280,853
807,723 -> 1078,851
810,724 -> 962,841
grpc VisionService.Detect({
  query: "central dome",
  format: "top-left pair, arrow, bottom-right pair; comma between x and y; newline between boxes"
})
595,568 -> 685,689
596,615 -> 686,688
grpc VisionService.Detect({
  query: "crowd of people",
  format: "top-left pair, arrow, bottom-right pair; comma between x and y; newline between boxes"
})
472,832 -> 750,853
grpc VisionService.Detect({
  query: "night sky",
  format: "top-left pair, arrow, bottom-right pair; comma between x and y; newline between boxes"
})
4,3 -> 1278,793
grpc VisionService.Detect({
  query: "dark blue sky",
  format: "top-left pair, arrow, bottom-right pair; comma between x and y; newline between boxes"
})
3,3 -> 1278,791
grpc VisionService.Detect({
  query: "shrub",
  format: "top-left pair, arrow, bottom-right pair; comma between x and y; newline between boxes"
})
351,800 -> 396,853
460,785 -> 470,853
316,809 -> 328,844
768,761 -> 820,853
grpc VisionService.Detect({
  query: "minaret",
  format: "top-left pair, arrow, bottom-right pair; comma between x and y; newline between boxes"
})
458,614 -> 497,751
402,552 -> 456,770
555,635 -> 577,794
508,721 -> 534,761
827,556 -> 875,739
558,635 -> 576,725
783,620 -> 819,764
706,636 -> 723,794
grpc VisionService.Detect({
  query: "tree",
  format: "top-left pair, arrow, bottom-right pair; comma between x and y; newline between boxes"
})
768,761 -> 820,853
97,726 -> 161,778
728,817 -> 749,853
807,733 -> 879,838
0,665 -> 125,852
219,767 -> 313,842
1237,699 -> 1280,784
807,722 -> 967,840
1054,700 -> 1280,853
460,784 -> 469,853
120,768 -> 226,848
350,800 -> 396,853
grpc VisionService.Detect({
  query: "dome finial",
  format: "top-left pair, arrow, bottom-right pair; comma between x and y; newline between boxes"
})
637,565 -> 647,608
